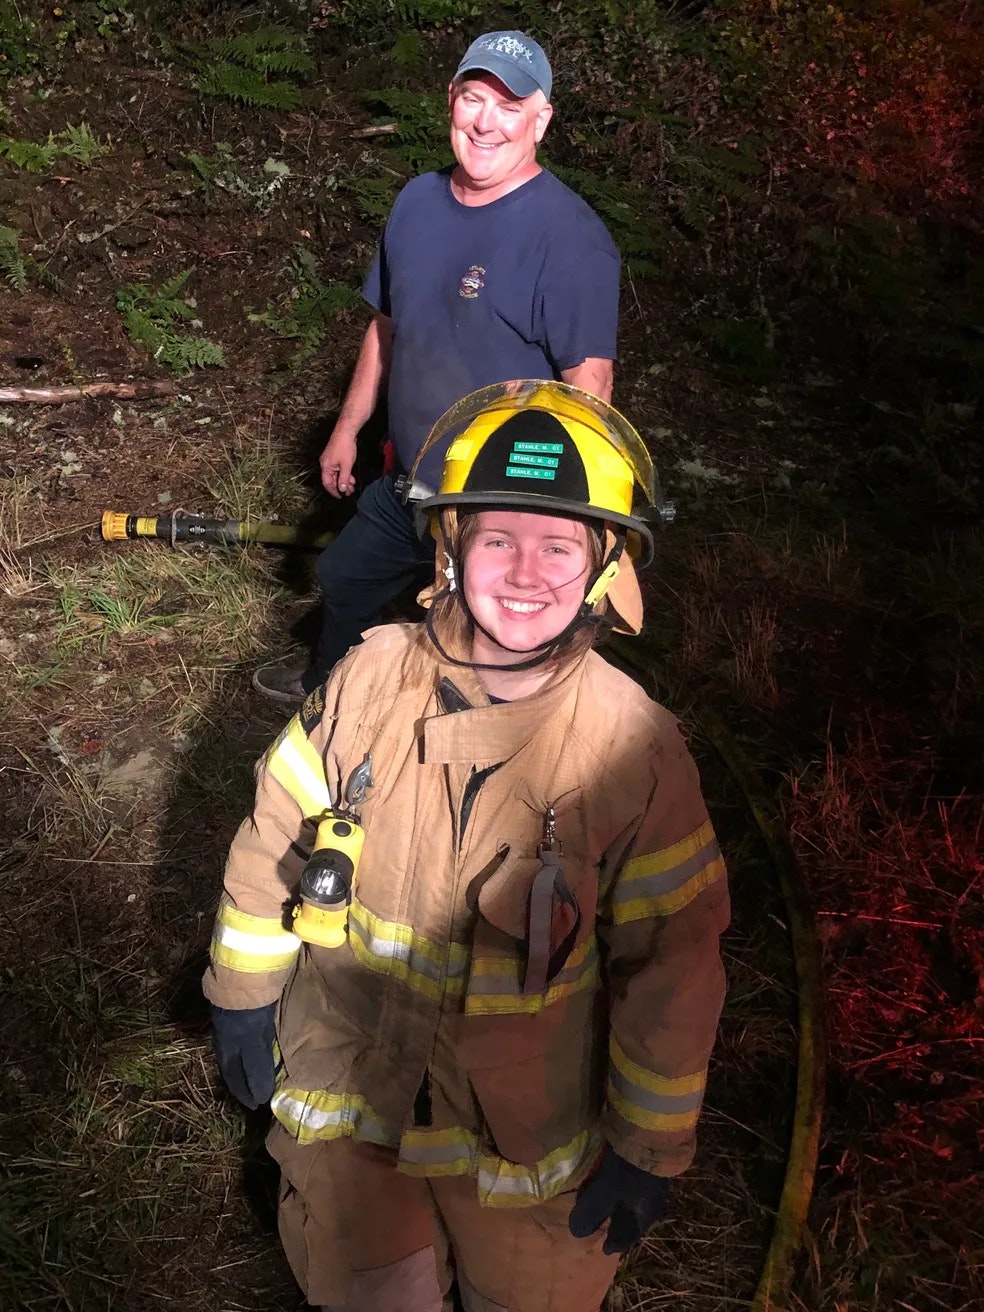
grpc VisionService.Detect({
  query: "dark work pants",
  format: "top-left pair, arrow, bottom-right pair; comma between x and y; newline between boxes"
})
302,475 -> 436,692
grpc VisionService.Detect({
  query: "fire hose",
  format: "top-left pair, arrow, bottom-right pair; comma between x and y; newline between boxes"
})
100,509 -> 334,550
608,634 -> 825,1312
101,507 -> 825,1311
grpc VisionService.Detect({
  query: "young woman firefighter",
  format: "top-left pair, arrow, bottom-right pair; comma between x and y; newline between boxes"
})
204,381 -> 730,1312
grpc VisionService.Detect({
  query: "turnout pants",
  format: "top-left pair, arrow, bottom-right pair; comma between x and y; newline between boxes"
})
268,1127 -> 620,1312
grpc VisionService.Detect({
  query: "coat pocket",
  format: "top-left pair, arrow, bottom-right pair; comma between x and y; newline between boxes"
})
454,994 -> 602,1167
465,848 -> 593,1016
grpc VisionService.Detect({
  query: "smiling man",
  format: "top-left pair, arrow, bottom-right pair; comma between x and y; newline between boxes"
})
254,31 -> 621,706
447,45 -> 553,204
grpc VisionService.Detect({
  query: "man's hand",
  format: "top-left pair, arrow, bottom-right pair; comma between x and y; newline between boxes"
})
320,431 -> 358,498
561,357 -> 614,403
568,1145 -> 670,1254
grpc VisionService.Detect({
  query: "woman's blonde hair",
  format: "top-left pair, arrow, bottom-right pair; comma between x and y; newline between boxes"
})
402,509 -> 608,690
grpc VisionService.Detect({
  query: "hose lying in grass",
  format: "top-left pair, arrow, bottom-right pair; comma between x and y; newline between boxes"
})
608,633 -> 826,1312
102,507 -> 823,1309
101,508 -> 335,549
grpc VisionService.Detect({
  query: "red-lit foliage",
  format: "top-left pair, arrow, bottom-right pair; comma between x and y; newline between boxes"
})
713,0 -> 984,212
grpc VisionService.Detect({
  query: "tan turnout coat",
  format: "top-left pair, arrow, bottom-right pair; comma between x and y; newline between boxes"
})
204,624 -> 729,1205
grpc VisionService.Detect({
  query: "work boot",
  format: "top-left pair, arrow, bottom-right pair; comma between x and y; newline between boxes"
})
251,661 -> 307,707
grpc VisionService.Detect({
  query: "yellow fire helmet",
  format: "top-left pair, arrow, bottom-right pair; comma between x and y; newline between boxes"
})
407,380 -> 672,566
406,383 -> 671,561
404,382 -> 675,646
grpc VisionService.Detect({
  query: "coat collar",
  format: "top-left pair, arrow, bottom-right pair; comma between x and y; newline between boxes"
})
420,654 -> 588,766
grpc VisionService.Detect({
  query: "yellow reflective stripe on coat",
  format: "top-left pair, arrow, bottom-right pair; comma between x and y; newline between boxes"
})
464,937 -> 599,1016
607,1033 -> 707,1132
210,904 -> 301,974
265,716 -> 332,819
271,1086 -> 397,1147
347,899 -> 469,1001
398,1126 -> 598,1207
612,820 -> 725,924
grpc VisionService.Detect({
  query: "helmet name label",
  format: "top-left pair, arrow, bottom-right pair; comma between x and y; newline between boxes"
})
510,452 -> 560,469
513,441 -> 565,454
505,465 -> 556,480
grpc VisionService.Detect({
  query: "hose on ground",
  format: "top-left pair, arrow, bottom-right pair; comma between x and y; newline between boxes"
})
607,634 -> 826,1312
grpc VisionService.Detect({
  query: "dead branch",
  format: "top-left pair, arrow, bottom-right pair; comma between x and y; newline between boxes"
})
349,123 -> 398,138
0,380 -> 180,405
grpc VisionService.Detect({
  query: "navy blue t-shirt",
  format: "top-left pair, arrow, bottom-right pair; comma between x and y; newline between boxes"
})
363,168 -> 620,485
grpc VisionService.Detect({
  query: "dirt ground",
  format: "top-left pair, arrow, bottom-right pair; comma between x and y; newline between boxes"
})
1,12 -> 982,1312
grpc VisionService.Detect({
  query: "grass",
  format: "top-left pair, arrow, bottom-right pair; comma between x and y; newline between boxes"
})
623,475 -> 984,1310
1,498 -> 298,1304
0,950 -> 281,1310
36,538 -> 289,665
0,477 -> 51,597
12,749 -> 112,850
202,427 -> 312,524
1,0 -> 982,1307
782,721 -> 984,1312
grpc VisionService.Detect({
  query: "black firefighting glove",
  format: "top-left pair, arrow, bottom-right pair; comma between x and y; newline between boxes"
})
210,1003 -> 277,1110
568,1145 -> 670,1254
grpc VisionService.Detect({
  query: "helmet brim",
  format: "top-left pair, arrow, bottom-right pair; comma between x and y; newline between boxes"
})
418,489 -> 655,567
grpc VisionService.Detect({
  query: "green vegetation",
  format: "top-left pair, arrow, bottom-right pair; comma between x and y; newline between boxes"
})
360,87 -> 449,173
183,144 -> 292,208
116,269 -> 225,374
0,123 -> 109,171
183,24 -> 315,109
0,135 -> 59,172
0,2 -> 40,80
56,121 -> 109,166
249,248 -> 363,364
0,224 -> 61,293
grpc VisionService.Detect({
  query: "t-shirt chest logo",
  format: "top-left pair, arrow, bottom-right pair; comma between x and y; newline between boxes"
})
459,265 -> 486,299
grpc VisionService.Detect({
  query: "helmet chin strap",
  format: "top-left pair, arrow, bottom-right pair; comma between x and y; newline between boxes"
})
424,531 -> 626,675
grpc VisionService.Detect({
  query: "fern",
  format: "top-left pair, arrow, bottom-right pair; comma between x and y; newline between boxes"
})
184,150 -> 220,190
0,136 -> 60,173
36,263 -> 64,293
551,165 -> 668,278
204,27 -> 314,73
186,25 -> 314,110
249,248 -> 362,365
0,124 -> 109,172
160,334 -> 226,371
362,88 -> 449,173
116,269 -> 224,375
0,224 -> 63,293
341,172 -> 400,225
154,267 -> 196,307
58,122 -> 108,167
0,226 -> 27,291
389,32 -> 424,73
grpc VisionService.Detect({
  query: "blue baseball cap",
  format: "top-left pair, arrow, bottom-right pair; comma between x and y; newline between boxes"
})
454,31 -> 552,102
